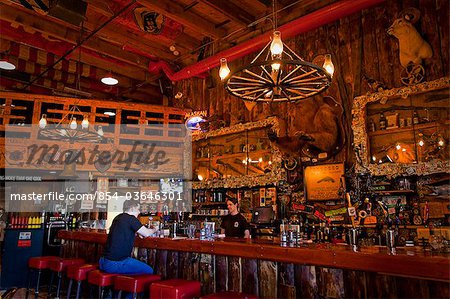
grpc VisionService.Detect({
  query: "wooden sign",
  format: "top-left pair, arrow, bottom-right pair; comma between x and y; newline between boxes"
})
304,163 -> 344,201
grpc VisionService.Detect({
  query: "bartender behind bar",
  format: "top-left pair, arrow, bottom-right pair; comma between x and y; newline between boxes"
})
221,197 -> 251,238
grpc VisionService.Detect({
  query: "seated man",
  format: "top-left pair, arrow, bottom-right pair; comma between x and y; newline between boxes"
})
99,200 -> 158,274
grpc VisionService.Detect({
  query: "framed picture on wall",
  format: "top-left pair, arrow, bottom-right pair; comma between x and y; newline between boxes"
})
304,163 -> 345,201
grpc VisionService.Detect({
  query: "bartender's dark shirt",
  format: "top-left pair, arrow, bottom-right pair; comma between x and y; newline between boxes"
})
103,213 -> 143,261
221,213 -> 250,238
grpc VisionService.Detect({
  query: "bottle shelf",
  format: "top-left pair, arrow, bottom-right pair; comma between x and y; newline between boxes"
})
192,202 -> 227,207
368,120 -> 450,137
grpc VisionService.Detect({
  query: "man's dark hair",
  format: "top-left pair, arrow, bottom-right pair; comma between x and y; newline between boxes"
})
123,200 -> 140,212
226,196 -> 238,205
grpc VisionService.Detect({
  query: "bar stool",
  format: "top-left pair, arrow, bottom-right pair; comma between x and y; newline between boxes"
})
48,258 -> 85,299
87,270 -> 118,299
66,264 -> 97,299
150,279 -> 201,299
26,256 -> 59,299
200,291 -> 258,299
114,274 -> 161,299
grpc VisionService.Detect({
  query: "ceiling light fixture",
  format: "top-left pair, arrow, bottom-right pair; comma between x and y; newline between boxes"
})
39,105 -> 104,143
101,71 -> 119,85
219,1 -> 333,103
0,53 -> 16,70
104,111 -> 116,116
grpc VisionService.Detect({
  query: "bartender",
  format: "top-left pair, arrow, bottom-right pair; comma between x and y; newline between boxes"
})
221,197 -> 251,238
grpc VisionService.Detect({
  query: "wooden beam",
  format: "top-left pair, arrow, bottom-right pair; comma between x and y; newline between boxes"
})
201,0 -> 255,28
138,0 -> 226,38
0,3 -> 150,70
85,0 -> 200,52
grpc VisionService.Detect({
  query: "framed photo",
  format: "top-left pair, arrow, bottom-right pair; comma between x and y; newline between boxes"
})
304,163 -> 344,201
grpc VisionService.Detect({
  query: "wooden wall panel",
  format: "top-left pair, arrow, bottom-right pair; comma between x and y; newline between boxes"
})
228,256 -> 241,292
166,251 -> 179,279
155,249 -> 168,278
294,265 -> 317,299
258,260 -> 277,299
200,254 -> 215,295
215,255 -> 228,292
242,258 -> 258,297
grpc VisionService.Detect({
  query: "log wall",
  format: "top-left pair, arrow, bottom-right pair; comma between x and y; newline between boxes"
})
175,0 -> 449,163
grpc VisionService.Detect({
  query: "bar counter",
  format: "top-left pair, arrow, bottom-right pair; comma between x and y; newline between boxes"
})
59,230 -> 450,298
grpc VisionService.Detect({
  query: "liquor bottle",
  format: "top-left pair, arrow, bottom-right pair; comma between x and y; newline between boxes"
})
369,118 -> 376,132
379,113 -> 386,130
413,111 -> 420,125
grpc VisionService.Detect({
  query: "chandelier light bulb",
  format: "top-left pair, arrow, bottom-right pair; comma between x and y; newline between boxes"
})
268,161 -> 272,165
395,143 -> 401,150
372,155 -> 376,162
97,126 -> 104,137
270,31 -> 283,56
271,62 -> 281,71
197,174 -> 203,181
101,72 -> 119,85
39,114 -> 47,129
81,115 -> 89,129
258,157 -> 263,162
219,58 -> 230,80
70,118 -> 77,130
438,135 -> 445,147
323,54 -> 335,77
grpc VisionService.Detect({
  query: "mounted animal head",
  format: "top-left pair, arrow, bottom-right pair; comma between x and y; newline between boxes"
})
387,8 -> 432,68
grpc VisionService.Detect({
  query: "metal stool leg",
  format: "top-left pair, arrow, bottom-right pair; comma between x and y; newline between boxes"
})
34,270 -> 42,299
25,269 -> 32,299
56,272 -> 63,299
98,286 -> 104,299
132,292 -> 137,299
116,290 -> 122,299
48,271 -> 54,299
75,281 -> 82,299
66,279 -> 73,299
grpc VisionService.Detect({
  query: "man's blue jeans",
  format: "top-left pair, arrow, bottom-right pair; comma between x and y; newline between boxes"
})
99,257 -> 154,275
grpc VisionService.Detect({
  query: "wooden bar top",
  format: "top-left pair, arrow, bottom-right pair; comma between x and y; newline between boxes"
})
59,230 -> 450,282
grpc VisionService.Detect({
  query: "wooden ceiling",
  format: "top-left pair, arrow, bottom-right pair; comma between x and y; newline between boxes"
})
0,0 -> 336,103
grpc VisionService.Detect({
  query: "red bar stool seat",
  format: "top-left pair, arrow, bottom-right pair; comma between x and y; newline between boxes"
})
28,256 -> 59,269
201,291 -> 258,299
48,258 -> 85,299
150,279 -> 201,299
26,256 -> 59,299
87,270 -> 118,299
114,274 -> 161,299
66,264 -> 97,299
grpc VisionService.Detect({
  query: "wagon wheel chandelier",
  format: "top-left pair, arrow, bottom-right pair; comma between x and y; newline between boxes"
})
38,105 -> 104,143
219,30 -> 334,103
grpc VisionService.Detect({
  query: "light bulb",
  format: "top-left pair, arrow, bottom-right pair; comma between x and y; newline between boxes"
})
438,135 -> 445,147
81,115 -> 89,129
70,118 -> 77,130
323,54 -> 334,77
242,159 -> 246,164
219,58 -> 230,80
402,148 -> 406,152
258,157 -> 263,162
372,155 -> 376,162
418,140 -> 424,147
39,114 -> 47,129
97,126 -> 104,137
271,62 -> 281,71
395,143 -> 401,150
101,72 -> 118,85
270,31 -> 283,56
268,161 -> 272,165
0,55 -> 16,70
198,174 -> 203,181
